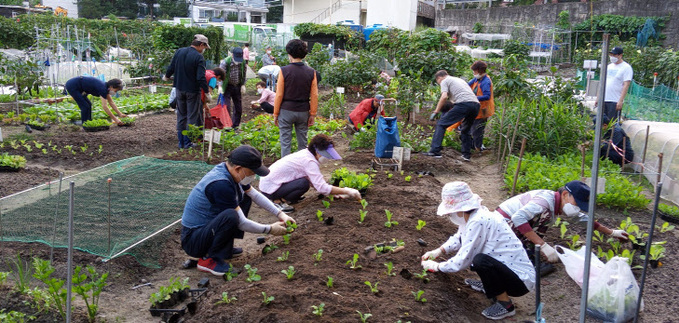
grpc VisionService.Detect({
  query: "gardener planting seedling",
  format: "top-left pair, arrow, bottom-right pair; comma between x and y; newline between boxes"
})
180,145 -> 295,276
64,76 -> 127,126
495,180 -> 628,276
347,94 -> 387,132
259,134 -> 362,212
420,182 -> 535,320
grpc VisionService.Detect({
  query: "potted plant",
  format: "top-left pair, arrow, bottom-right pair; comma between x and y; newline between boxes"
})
0,153 -> 27,172
659,203 -> 679,224
82,119 -> 112,132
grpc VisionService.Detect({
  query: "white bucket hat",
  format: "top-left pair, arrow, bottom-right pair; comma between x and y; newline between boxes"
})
437,182 -> 482,216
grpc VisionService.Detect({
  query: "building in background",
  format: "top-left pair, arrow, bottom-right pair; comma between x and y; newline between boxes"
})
43,0 -> 79,18
190,0 -> 268,23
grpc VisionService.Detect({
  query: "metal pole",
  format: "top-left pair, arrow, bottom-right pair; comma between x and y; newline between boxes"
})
639,125 -> 650,181
66,181 -> 75,323
580,145 -> 586,180
50,172 -> 64,264
103,218 -> 183,262
511,137 -> 527,196
621,136 -> 627,170
535,244 -> 541,322
578,33 -> 609,323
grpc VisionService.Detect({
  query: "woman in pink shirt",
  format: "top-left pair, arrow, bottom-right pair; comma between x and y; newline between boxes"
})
258,134 -> 362,212
251,82 -> 275,113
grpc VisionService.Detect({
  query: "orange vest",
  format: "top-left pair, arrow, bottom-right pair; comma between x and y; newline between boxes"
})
446,76 -> 495,132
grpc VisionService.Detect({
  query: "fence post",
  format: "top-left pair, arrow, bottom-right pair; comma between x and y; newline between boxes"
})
66,181 -> 75,323
639,125 -> 650,181
511,138 -> 527,196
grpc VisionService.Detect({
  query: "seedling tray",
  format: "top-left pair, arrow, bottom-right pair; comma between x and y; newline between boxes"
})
26,124 -> 48,130
149,288 -> 207,317
0,166 -> 23,172
660,211 -> 679,224
83,125 -> 111,132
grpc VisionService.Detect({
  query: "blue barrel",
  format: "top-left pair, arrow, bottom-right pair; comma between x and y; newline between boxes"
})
363,24 -> 387,41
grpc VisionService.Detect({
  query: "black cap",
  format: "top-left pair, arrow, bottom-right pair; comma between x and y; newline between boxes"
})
228,145 -> 269,176
610,47 -> 623,55
565,180 -> 590,212
232,47 -> 244,63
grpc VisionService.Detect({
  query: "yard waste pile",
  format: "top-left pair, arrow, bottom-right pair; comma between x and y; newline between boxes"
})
0,156 -> 213,267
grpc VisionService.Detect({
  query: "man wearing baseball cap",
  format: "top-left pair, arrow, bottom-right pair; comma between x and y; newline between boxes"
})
420,182 -> 535,320
259,134 -> 362,212
165,34 -> 211,149
348,94 -> 388,132
597,46 -> 633,124
181,145 -> 296,276
220,47 -> 247,128
494,180 -> 628,275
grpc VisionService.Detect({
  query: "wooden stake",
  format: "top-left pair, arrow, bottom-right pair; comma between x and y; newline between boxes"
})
639,125 -> 650,181
504,109 -> 523,174
580,145 -> 586,180
657,153 -> 664,186
511,138 -> 527,196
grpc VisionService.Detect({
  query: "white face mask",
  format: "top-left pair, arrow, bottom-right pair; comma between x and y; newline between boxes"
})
562,203 -> 580,217
240,174 -> 256,185
318,156 -> 329,163
475,74 -> 483,79
448,212 -> 466,226
266,50 -> 272,54
609,56 -> 619,64
257,88 -> 263,94
109,90 -> 116,96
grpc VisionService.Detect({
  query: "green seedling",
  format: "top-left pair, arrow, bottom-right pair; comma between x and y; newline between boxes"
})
41,148 -> 47,155
387,173 -> 393,179
658,222 -> 675,233
384,262 -> 396,276
72,265 -> 109,322
97,145 -> 103,154
322,200 -> 330,209
313,249 -> 323,263
283,234 -> 291,245
400,170 -> 404,175
23,144 -> 32,152
215,292 -> 237,305
414,269 -> 430,283
364,281 -> 379,294
316,210 -> 324,222
277,251 -> 290,262
311,303 -> 325,316
33,141 -> 43,149
416,219 -> 426,230
359,209 -> 368,223
384,209 -> 398,228
286,221 -> 297,233
0,272 -> 8,285
326,276 -> 334,288
346,253 -> 362,270
329,195 -> 334,202
404,175 -> 412,182
224,264 -> 239,281
357,310 -> 372,323
640,244 -> 666,261
567,234 -> 582,250
80,143 -> 88,153
262,292 -> 274,305
559,222 -> 568,239
412,290 -> 427,303
281,266 -> 296,280
244,264 -> 261,282
262,243 -> 279,254
360,199 -> 368,209
32,258 -> 66,319
593,230 -> 605,243
11,254 -> 32,295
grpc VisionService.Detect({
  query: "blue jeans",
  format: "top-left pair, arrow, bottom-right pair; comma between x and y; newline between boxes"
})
429,101 -> 480,157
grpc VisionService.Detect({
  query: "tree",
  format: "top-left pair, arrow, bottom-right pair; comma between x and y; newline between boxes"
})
266,0 -> 283,23
78,0 -> 114,19
159,0 -> 188,18
116,0 -> 139,19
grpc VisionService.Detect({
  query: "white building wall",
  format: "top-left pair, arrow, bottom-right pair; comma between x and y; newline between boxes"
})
283,0 -> 362,25
366,0 -> 417,30
43,0 -> 78,18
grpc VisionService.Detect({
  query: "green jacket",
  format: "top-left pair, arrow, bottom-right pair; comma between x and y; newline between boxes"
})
221,56 -> 247,89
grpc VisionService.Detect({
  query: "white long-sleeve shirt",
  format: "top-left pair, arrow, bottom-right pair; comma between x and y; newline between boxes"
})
439,207 -> 536,291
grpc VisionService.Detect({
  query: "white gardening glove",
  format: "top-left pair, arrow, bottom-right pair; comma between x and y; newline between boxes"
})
421,248 -> 443,261
610,229 -> 629,241
345,188 -> 362,200
421,260 -> 440,272
269,221 -> 287,236
360,127 -> 366,132
278,213 -> 296,225
540,243 -> 559,263
162,76 -> 170,82
205,93 -> 213,103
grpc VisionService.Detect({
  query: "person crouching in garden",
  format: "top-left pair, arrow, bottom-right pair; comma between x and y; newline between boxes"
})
348,94 -> 386,132
64,76 -> 127,126
181,145 -> 295,276
201,67 -> 226,116
258,134 -> 362,212
420,182 -> 534,320
251,81 -> 275,114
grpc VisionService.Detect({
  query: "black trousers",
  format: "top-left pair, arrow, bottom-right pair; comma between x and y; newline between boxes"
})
429,101 -> 480,157
262,177 -> 310,204
180,196 -> 252,262
460,118 -> 487,150
261,101 -> 274,114
225,84 -> 243,127
65,78 -> 93,123
603,102 -> 621,123
470,253 -> 529,299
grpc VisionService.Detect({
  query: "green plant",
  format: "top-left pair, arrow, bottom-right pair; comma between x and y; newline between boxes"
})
245,264 -> 261,282
412,290 -> 427,303
567,235 -> 582,250
659,203 -> 679,216
72,265 -> 109,323
119,117 -> 136,125
359,209 -> 368,223
80,143 -> 88,153
215,292 -> 237,305
0,272 -> 8,285
414,269 -> 430,283
384,209 -> 399,228
360,199 -> 368,209
387,173 -> 393,179
263,242 -> 279,254
32,258 -> 67,319
316,210 -> 324,222
262,292 -> 274,305
281,266 -> 296,280
657,222 -> 675,233
82,119 -> 112,128
416,219 -> 426,231
286,221 -> 298,233
322,200 -> 330,209
560,222 -> 569,239
364,281 -> 379,294
404,175 -> 412,182
283,234 -> 291,245
0,309 -> 31,323
11,254 -> 33,295
311,303 -> 325,316
224,264 -> 239,281
384,262 -> 396,276
313,249 -> 323,263
326,276 -> 334,288
356,310 -> 372,323
277,251 -> 290,262
0,153 -> 27,169
346,253 -> 362,270
648,244 -> 666,261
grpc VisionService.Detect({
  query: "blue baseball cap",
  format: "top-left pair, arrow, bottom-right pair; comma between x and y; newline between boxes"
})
564,180 -> 590,212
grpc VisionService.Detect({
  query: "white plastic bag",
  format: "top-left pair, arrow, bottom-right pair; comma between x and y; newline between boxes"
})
586,257 -> 643,323
555,245 -> 605,287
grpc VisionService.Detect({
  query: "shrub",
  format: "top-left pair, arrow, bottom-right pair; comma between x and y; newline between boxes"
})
324,52 -> 380,89
502,40 -> 530,58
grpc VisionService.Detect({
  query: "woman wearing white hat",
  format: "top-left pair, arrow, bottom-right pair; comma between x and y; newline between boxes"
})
420,182 -> 535,320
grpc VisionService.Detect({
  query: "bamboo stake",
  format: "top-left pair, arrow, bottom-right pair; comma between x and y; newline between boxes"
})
511,138 -> 527,196
621,136 -> 626,170
657,153 -> 664,186
639,125 -> 650,181
580,145 -> 586,180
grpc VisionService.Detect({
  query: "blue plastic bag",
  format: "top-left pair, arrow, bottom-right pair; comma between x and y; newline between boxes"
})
375,116 -> 401,158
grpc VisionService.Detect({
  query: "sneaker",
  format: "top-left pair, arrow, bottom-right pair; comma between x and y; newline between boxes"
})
461,155 -> 471,162
231,247 -> 243,258
464,278 -> 485,293
482,301 -> 516,320
275,203 -> 294,213
182,258 -> 198,269
422,152 -> 442,158
197,258 -> 234,276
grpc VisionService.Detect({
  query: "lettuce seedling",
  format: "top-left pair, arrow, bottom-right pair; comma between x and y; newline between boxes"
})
416,219 -> 426,230
412,290 -> 427,302
326,276 -> 334,288
215,292 -> 237,305
244,264 -> 261,282
384,262 -> 396,276
346,254 -> 362,270
277,251 -> 289,262
316,210 -> 324,222
262,292 -> 274,305
281,266 -> 296,280
384,210 -> 398,228
364,281 -> 379,294
311,303 -> 325,316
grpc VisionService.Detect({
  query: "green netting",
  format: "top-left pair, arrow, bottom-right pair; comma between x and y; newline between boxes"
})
625,81 -> 679,123
0,156 -> 214,268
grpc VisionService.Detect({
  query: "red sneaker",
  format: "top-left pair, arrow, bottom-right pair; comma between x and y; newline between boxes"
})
197,258 -> 232,276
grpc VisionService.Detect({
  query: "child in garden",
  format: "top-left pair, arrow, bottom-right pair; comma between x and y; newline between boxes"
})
421,182 -> 535,320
